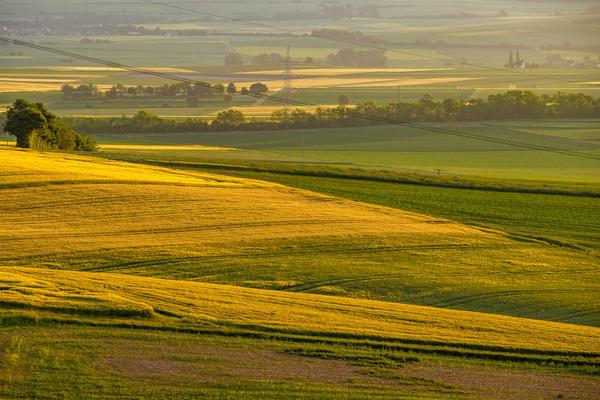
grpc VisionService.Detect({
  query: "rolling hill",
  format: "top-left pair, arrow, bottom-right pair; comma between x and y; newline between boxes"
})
0,147 -> 598,326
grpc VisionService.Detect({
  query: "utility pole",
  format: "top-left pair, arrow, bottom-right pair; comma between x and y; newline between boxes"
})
282,46 -> 303,157
396,85 -> 401,121
283,46 -> 293,123
434,168 -> 443,176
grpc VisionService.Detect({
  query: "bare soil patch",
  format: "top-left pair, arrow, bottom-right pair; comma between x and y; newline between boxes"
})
101,342 -> 361,386
400,362 -> 600,399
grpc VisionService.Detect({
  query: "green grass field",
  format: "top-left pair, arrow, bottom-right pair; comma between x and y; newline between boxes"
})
89,120 -> 600,184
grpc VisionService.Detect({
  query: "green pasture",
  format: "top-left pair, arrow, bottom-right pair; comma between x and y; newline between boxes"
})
91,120 -> 600,184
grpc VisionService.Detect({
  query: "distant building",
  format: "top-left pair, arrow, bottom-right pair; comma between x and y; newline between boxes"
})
505,49 -> 525,69
514,59 -> 526,69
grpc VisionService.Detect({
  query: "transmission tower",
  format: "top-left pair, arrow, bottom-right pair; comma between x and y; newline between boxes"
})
283,46 -> 293,118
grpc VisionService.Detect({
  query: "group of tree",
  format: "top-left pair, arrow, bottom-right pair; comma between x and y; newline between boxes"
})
79,37 -> 111,44
251,52 -> 315,65
224,53 -> 244,66
311,29 -> 386,46
61,82 -> 269,101
63,91 -> 600,135
542,54 -> 600,69
325,48 -> 388,67
3,99 -> 96,151
252,53 -> 286,64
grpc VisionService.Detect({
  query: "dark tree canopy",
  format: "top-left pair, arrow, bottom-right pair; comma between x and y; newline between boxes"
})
249,82 -> 269,96
326,48 -> 387,67
225,53 -> 243,66
62,91 -> 600,135
226,82 -> 237,94
3,99 -> 97,151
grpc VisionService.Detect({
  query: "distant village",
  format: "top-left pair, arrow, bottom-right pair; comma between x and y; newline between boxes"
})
504,49 -> 600,69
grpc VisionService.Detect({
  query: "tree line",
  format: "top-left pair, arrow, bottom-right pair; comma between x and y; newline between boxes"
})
61,91 -> 600,135
61,82 -> 269,101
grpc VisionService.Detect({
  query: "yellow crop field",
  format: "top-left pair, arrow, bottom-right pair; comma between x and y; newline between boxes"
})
0,73 -> 105,78
0,82 -> 64,93
98,144 -> 234,151
0,148 -> 485,269
42,66 -> 196,73
344,77 -> 481,88
0,77 -> 78,83
0,148 -> 265,187
238,77 -> 479,90
3,267 -> 600,354
240,67 -> 453,76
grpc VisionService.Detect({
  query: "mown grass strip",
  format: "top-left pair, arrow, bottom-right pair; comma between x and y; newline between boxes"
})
1,314 -> 598,369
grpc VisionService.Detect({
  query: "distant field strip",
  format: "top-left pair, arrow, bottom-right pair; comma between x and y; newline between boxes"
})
0,82 -> 63,93
238,68 -> 454,76
237,77 -> 479,90
41,66 -> 197,73
99,144 -> 234,151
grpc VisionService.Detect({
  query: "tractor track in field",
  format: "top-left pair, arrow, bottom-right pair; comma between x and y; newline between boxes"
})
0,218 -> 448,241
281,272 -> 600,294
3,243 -> 507,273
434,288 -> 600,308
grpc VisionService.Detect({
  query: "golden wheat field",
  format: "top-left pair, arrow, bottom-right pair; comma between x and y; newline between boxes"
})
0,147 -> 486,265
2,266 -> 600,354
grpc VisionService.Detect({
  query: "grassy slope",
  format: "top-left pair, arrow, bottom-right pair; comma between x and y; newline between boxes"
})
1,148 -> 599,326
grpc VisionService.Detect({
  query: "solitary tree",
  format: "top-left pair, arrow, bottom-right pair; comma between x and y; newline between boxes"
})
213,109 -> 245,127
4,99 -> 48,148
226,82 -> 237,94
3,99 -> 96,151
249,82 -> 269,96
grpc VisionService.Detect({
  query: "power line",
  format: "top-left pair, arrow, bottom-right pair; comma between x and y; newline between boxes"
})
1,36 -> 598,162
140,0 -> 585,85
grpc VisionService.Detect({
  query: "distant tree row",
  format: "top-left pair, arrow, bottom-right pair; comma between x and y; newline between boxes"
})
3,99 -> 96,151
62,91 -> 600,135
311,29 -> 386,45
326,48 -> 387,67
61,82 -> 269,101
